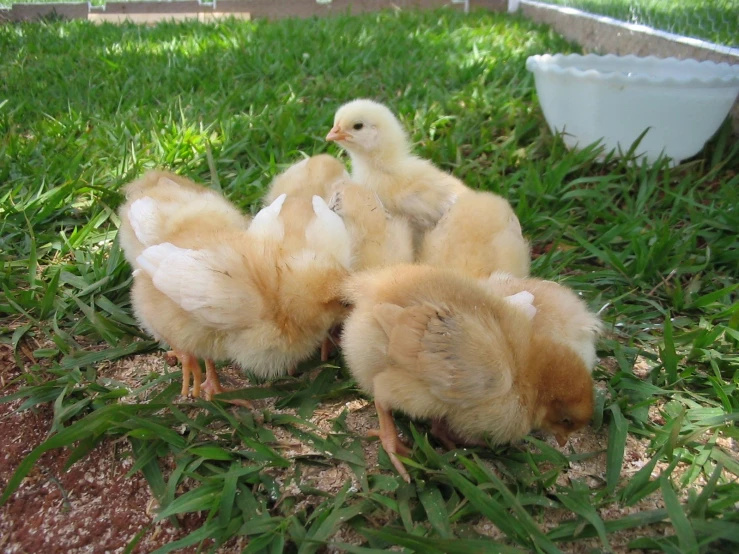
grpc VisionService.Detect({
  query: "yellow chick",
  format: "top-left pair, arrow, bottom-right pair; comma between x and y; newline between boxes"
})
419,189 -> 530,278
430,273 -> 602,450
341,265 -> 594,482
327,179 -> 414,271
263,154 -> 348,204
120,171 -> 351,404
326,99 -> 468,249
118,171 -> 253,405
135,193 -> 351,384
483,272 -> 603,371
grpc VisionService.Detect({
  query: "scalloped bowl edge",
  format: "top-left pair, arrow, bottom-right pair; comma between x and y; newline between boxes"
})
526,54 -> 739,164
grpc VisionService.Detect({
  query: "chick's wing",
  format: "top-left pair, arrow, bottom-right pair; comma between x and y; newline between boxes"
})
137,242 -> 260,330
373,302 -> 513,406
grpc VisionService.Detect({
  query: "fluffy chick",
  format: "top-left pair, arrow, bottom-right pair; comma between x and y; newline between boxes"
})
118,171 -> 253,405
120,172 -> 351,404
341,265 -> 594,481
483,272 -> 603,371
328,180 -> 414,271
327,99 -> 468,248
135,193 -> 351,380
430,273 -> 602,450
419,189 -> 530,278
263,154 -> 348,204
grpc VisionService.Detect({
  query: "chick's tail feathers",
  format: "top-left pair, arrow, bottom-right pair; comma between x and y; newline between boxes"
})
249,193 -> 286,241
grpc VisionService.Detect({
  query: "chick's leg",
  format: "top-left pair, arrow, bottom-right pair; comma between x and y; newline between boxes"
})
431,417 -> 486,449
172,351 -> 202,399
367,400 -> 412,483
201,359 -> 253,408
430,418 -> 459,451
320,338 -> 332,362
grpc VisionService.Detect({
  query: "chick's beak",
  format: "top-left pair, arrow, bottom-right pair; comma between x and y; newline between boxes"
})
326,125 -> 348,142
555,433 -> 569,447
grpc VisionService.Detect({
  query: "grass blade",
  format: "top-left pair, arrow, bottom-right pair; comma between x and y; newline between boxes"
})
660,477 -> 698,554
605,403 -> 628,495
418,484 -> 454,539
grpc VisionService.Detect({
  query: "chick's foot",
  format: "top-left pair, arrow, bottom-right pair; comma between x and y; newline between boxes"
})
368,400 -> 412,482
201,359 -> 253,408
430,418 -> 459,451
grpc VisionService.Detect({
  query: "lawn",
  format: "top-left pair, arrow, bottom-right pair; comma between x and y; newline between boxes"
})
1,7 -> 738,554
543,0 -> 739,47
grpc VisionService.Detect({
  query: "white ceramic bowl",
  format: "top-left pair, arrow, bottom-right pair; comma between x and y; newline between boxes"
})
526,54 -> 739,165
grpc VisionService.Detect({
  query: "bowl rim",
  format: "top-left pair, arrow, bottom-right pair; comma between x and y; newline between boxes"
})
526,53 -> 739,87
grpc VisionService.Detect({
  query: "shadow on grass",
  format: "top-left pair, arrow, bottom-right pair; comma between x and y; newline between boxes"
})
0,9 -> 577,204
0,10 -> 573,126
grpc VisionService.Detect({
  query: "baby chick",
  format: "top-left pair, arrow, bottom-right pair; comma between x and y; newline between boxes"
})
419,189 -> 530,278
118,171 -> 253,405
483,272 -> 603,371
121,171 -> 351,404
328,180 -> 414,271
326,99 -> 468,249
263,154 -> 348,204
136,193 -> 351,381
341,265 -> 594,482
430,273 -> 602,450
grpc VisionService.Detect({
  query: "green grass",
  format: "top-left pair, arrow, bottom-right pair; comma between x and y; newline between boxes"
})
544,0 -> 739,47
2,8 -> 739,553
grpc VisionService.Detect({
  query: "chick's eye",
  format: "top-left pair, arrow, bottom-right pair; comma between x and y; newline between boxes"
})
353,122 -> 364,130
561,417 -> 573,427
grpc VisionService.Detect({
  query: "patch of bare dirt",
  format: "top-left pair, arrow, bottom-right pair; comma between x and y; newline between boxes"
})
0,345 -> 245,554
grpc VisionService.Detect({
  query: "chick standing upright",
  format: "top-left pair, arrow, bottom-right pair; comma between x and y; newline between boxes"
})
341,265 -> 594,482
118,171 -> 253,404
326,99 -> 468,249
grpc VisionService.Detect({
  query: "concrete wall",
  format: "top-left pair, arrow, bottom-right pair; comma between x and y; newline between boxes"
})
9,2 -> 87,21
2,0 -> 506,22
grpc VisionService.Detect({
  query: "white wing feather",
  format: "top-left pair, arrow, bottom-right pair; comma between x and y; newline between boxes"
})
136,242 -> 258,329
503,291 -> 536,321
249,193 -> 286,241
128,197 -> 162,246
306,195 -> 352,269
